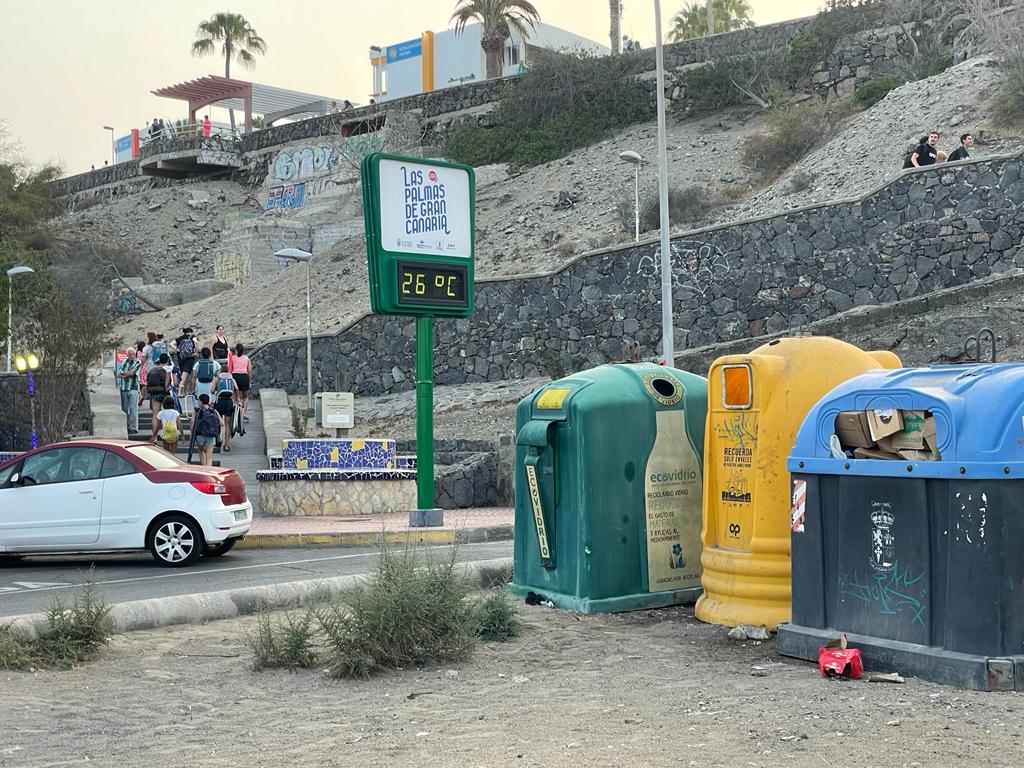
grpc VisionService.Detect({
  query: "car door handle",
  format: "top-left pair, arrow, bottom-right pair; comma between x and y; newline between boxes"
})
78,490 -> 94,494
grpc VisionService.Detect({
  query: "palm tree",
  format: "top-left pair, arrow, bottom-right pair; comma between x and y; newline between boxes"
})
451,0 -> 542,80
191,12 -> 267,130
669,0 -> 753,42
610,0 -> 622,54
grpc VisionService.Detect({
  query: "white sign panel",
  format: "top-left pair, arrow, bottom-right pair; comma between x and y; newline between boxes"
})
319,392 -> 355,429
378,158 -> 472,258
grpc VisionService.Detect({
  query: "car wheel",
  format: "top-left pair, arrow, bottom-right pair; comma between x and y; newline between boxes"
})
148,515 -> 203,567
203,538 -> 238,557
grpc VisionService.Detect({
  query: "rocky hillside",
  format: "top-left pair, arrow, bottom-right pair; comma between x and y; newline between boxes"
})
51,56 -> 1020,348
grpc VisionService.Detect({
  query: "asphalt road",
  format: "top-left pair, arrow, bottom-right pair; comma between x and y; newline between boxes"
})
0,542 -> 513,618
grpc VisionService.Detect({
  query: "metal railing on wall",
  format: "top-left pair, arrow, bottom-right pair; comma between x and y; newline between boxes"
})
140,122 -> 242,147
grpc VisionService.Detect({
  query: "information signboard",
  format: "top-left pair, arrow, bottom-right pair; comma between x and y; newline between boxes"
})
363,153 -> 475,317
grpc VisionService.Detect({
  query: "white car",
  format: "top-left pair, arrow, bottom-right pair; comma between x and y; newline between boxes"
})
0,439 -> 252,567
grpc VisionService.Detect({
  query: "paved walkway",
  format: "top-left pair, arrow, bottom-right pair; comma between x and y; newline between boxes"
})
216,398 -> 268,515
244,507 -> 514,548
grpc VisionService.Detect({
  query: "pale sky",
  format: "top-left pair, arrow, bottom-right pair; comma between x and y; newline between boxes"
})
0,0 -> 823,175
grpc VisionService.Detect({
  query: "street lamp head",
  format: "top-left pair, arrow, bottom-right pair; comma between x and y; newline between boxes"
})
103,125 -> 114,131
6,266 -> 34,278
275,248 -> 313,263
618,150 -> 642,165
26,353 -> 39,370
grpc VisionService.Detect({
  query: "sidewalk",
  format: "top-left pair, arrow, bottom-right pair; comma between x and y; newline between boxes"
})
241,507 -> 515,549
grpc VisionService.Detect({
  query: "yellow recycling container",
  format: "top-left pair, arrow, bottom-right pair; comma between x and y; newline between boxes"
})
695,337 -> 900,630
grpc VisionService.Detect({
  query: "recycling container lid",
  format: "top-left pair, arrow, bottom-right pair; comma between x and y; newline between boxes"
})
788,363 -> 1024,479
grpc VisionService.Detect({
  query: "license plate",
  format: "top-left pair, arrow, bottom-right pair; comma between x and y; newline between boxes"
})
233,510 -> 248,521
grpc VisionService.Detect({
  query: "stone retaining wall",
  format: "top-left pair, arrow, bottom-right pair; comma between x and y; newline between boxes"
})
252,152 -> 1024,397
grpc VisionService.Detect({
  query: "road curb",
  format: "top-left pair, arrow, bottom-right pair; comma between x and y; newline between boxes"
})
4,558 -> 513,639
236,524 -> 514,550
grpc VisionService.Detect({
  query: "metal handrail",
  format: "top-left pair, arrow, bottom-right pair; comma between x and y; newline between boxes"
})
140,122 -> 241,146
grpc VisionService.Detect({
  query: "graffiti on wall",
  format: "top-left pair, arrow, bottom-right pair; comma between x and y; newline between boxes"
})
637,240 -> 731,298
273,145 -> 341,181
266,183 -> 307,211
214,251 -> 252,284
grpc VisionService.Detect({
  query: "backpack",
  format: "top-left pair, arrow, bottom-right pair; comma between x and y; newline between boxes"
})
196,407 -> 221,437
146,367 -> 167,392
216,376 -> 233,397
177,335 -> 195,360
196,359 -> 215,383
161,418 -> 179,443
150,341 -> 167,364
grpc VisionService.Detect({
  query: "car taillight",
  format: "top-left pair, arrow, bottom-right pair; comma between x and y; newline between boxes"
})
191,481 -> 227,495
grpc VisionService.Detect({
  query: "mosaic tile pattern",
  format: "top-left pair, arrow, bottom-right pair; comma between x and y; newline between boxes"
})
257,468 -> 416,482
397,455 -> 416,469
269,456 -> 283,469
259,475 -> 417,516
0,452 -> 20,465
281,438 -> 396,470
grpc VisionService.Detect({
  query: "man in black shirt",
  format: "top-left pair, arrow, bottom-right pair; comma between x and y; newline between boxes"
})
947,133 -> 973,162
911,132 -> 940,167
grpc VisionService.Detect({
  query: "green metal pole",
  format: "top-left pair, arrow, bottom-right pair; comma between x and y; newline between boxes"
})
414,315 -> 436,515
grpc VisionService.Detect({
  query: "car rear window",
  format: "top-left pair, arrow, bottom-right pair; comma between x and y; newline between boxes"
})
126,445 -> 187,469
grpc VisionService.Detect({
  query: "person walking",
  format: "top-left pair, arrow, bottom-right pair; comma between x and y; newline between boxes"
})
214,369 -> 238,452
155,395 -> 182,453
228,343 -> 253,420
910,132 -> 940,167
947,133 -> 974,162
193,394 -> 220,466
207,325 -> 230,367
146,353 -> 173,444
116,348 -> 142,434
193,347 -> 220,402
202,115 -> 212,137
175,327 -> 199,396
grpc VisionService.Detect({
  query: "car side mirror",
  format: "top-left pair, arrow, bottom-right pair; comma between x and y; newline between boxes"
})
9,473 -> 21,486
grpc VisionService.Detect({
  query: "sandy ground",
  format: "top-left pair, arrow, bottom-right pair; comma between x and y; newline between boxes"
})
3,603 -> 1021,767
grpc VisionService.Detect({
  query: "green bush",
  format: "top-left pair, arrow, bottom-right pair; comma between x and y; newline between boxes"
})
0,578 -> 112,670
930,53 -> 954,77
246,609 -> 319,671
471,591 -> 520,642
741,100 -> 837,182
317,545 -> 476,678
853,75 -> 905,109
443,51 -> 654,169
682,56 -> 783,112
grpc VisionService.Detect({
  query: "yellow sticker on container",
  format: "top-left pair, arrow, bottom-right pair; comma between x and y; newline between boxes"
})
536,387 -> 572,410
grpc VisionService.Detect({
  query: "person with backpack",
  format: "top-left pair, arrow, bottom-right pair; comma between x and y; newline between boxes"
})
193,393 -> 220,466
193,347 -> 220,401
155,395 -> 181,453
146,353 -> 173,444
175,327 -> 199,396
214,370 -> 239,452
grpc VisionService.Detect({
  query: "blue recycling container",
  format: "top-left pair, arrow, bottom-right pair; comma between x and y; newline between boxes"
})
777,364 -> 1024,691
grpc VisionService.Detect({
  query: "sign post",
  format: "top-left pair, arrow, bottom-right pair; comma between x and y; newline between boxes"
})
362,153 -> 475,527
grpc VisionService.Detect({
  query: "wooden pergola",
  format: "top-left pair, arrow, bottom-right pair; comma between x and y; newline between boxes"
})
152,75 -> 254,132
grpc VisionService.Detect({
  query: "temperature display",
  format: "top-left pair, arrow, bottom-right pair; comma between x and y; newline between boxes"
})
397,260 -> 469,308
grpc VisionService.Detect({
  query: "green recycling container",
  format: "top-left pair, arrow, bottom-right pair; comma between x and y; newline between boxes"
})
509,363 -> 708,613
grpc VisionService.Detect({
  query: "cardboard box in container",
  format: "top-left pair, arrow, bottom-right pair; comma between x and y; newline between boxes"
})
854,445 -> 903,461
835,411 -> 874,448
889,409 -> 928,451
867,408 -> 903,441
922,417 -> 938,454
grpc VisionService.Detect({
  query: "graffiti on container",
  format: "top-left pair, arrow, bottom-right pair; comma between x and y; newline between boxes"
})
273,145 -> 340,181
265,183 -> 307,211
953,491 -> 989,546
637,240 -> 730,298
839,563 -> 927,626
715,412 -> 758,451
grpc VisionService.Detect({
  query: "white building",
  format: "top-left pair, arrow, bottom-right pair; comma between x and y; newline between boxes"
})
370,22 -> 608,101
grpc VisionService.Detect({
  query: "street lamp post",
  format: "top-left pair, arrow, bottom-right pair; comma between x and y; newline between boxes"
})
618,150 -> 642,242
6,265 -> 35,373
274,248 -> 314,411
653,0 -> 675,364
103,125 -> 115,166
15,353 -> 40,449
